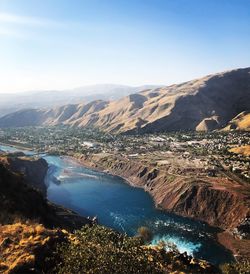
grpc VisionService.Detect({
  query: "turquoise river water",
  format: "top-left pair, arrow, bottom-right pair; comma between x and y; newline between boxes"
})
0,144 -> 234,265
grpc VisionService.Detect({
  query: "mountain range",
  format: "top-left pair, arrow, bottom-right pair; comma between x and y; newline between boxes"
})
0,84 -> 158,118
0,67 -> 249,133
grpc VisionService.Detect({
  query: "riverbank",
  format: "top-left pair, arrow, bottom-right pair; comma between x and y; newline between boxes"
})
45,153 -> 234,265
0,143 -> 247,261
217,231 -> 250,262
0,141 -> 34,151
73,152 -> 249,261
0,147 -> 94,230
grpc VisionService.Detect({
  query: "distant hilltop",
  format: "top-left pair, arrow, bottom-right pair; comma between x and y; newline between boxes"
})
0,67 -> 249,133
0,84 -> 160,118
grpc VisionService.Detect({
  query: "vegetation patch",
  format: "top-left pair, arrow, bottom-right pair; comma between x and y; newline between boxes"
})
54,225 -> 218,274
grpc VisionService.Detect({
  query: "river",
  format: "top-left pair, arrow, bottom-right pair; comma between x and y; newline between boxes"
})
0,144 -> 234,265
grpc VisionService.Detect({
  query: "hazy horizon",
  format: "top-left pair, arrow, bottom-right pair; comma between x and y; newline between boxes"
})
0,83 -> 161,95
0,66 -> 249,95
0,0 -> 250,93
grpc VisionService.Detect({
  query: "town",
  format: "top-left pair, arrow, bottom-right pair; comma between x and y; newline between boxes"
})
0,126 -> 249,183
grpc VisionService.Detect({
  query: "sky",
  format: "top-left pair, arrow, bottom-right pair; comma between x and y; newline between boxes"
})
0,0 -> 249,93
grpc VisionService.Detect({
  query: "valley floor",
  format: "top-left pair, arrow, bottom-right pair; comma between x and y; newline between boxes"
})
0,129 -> 249,262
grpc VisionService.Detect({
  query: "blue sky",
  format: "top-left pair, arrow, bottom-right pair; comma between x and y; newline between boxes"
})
0,0 -> 249,93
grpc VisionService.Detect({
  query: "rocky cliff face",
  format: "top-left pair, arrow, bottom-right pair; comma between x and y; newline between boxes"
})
0,155 -> 48,195
0,158 -> 92,230
0,67 -> 249,133
78,153 -> 249,231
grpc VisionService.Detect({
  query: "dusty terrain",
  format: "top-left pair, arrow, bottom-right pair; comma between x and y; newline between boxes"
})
0,67 -> 249,133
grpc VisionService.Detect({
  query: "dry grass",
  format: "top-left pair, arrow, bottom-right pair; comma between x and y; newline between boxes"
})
0,222 -> 67,274
224,111 -> 250,131
236,113 -> 250,130
229,145 -> 250,156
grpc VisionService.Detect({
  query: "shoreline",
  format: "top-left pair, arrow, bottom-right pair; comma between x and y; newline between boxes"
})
73,154 -> 250,262
0,143 -> 241,261
66,155 -> 238,261
0,141 -> 35,152
65,155 -> 167,212
65,155 -> 141,188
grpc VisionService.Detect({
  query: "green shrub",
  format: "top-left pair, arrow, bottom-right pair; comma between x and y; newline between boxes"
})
55,225 -> 165,274
53,225 -> 219,274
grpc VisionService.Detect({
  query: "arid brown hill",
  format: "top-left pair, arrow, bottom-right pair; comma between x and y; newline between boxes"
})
0,67 -> 249,133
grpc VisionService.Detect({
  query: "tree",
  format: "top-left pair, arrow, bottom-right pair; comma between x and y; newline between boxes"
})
137,226 -> 153,243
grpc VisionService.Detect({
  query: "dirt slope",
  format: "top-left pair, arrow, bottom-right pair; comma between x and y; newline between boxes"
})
0,67 -> 249,133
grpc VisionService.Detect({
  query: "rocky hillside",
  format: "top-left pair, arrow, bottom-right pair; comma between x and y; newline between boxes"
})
0,67 -> 249,133
77,152 -> 250,260
0,153 -> 48,195
222,111 -> 250,131
0,158 -> 92,230
0,84 -> 158,117
78,153 -> 249,231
